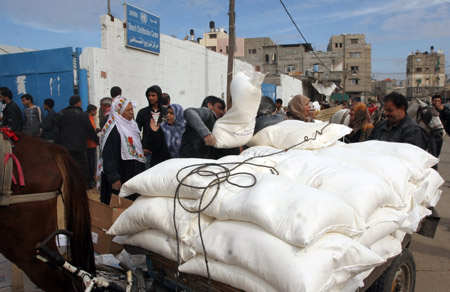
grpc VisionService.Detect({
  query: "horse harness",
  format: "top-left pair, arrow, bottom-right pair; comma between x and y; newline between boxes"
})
0,129 -> 60,206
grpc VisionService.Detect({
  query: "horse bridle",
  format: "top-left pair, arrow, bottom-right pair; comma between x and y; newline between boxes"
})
0,135 -> 60,206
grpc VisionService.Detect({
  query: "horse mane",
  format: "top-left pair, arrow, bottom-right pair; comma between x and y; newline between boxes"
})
53,146 -> 96,275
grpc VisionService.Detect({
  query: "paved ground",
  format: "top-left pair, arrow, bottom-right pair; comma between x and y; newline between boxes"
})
410,136 -> 450,292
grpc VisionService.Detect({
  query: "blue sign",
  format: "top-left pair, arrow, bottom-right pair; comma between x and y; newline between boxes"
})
124,4 -> 160,54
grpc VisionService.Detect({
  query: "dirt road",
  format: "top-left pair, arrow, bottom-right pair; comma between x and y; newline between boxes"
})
410,136 -> 450,292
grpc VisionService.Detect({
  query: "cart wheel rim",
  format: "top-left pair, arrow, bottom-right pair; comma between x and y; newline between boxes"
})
391,262 -> 412,292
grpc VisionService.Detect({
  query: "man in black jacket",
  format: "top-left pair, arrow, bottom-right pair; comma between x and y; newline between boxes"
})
136,85 -> 167,168
0,88 -> 23,132
55,95 -> 99,184
368,92 -> 429,150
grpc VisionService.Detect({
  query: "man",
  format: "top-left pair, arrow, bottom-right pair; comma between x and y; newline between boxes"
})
368,92 -> 428,150
161,93 -> 171,107
110,86 -> 122,99
40,98 -> 58,142
99,97 -> 112,129
0,88 -> 22,132
136,85 -> 167,167
21,94 -> 42,136
55,95 -> 99,185
431,94 -> 450,157
275,98 -> 286,116
179,95 -> 237,159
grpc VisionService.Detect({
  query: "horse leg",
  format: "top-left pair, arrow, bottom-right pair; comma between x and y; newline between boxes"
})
0,198 -> 78,292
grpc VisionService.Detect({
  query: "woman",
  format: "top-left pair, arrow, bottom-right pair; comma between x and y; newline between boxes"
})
344,102 -> 374,143
286,95 -> 312,122
148,104 -> 185,167
97,96 -> 146,204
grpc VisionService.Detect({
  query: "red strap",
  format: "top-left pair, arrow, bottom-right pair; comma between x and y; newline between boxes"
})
4,153 -> 25,186
0,128 -> 18,141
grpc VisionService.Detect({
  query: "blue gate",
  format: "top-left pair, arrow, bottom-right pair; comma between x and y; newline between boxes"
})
0,47 -> 87,113
261,83 -> 277,102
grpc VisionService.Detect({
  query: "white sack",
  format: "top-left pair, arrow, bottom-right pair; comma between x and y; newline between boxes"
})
357,208 -> 406,247
212,70 -> 265,148
247,120 -> 352,150
115,229 -> 195,262
421,168 -> 444,207
108,196 -> 214,245
198,173 -> 363,247
340,140 -> 438,169
186,221 -> 385,292
275,151 -> 404,219
120,155 -> 270,200
316,147 -> 418,202
179,256 -> 278,292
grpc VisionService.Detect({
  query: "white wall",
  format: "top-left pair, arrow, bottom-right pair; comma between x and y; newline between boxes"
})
278,74 -> 303,106
80,15 -> 251,112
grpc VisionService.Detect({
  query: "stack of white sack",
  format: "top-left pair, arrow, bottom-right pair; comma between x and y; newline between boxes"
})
108,123 -> 442,292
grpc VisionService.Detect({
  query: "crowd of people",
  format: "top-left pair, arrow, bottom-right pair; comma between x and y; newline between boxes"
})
0,85 -> 448,203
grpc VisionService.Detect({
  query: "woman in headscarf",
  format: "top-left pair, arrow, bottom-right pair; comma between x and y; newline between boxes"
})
286,95 -> 312,122
148,104 -> 185,167
344,102 -> 374,143
97,96 -> 146,204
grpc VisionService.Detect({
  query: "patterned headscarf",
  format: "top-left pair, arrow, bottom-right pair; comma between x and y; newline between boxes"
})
286,95 -> 311,122
160,104 -> 185,158
96,96 -> 145,187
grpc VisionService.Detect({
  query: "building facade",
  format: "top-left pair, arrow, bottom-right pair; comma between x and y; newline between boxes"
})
327,34 -> 372,97
197,21 -> 244,57
406,47 -> 445,99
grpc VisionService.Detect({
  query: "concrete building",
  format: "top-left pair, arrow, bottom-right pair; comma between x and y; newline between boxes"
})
197,21 -> 244,57
406,46 -> 445,99
327,34 -> 372,97
238,34 -> 372,100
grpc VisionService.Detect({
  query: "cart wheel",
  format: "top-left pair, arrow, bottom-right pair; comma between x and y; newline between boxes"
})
366,248 -> 416,292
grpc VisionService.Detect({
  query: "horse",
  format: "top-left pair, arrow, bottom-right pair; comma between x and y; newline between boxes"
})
0,131 -> 95,292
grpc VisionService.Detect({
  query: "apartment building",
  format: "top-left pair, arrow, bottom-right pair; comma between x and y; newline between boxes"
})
406,46 -> 445,99
327,34 -> 372,97
197,21 -> 244,57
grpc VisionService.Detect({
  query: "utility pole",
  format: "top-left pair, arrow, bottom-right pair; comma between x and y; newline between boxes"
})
226,0 -> 235,110
107,0 -> 111,15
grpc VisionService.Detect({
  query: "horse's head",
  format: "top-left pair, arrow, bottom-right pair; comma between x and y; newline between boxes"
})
409,99 -> 445,140
330,109 -> 350,126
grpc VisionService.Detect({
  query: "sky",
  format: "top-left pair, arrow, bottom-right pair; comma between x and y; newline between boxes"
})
1,0 -> 449,81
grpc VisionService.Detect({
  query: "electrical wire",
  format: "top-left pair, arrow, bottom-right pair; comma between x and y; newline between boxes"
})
278,0 -> 333,73
171,122 -> 332,291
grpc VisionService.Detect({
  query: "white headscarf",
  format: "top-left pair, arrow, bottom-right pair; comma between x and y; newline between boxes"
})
96,96 -> 145,187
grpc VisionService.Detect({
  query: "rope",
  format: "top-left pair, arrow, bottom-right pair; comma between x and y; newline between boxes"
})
171,122 -> 332,291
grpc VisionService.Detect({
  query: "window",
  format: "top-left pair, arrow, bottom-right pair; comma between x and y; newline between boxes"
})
339,43 -> 343,48
350,52 -> 361,58
248,48 -> 257,55
226,46 -> 229,54
416,68 -> 422,73
350,66 -> 359,74
335,43 -> 338,48
272,54 -> 277,62
206,46 -> 216,52
286,65 -> 297,73
350,79 -> 359,85
351,39 -> 358,44
416,57 -> 421,62
209,34 -> 217,39
265,54 -> 269,64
